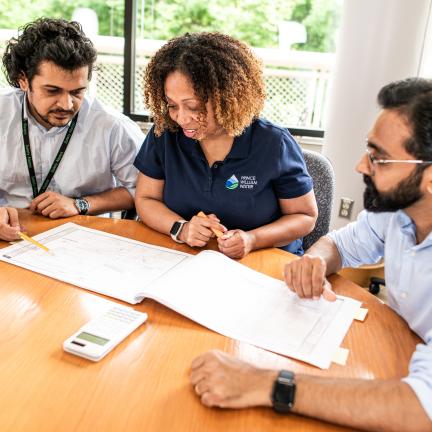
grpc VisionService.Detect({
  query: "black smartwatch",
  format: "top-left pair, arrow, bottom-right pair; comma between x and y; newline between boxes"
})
170,220 -> 187,243
271,370 -> 296,413
74,198 -> 90,215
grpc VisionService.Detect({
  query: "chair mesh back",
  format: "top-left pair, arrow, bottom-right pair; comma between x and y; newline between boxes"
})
302,149 -> 335,250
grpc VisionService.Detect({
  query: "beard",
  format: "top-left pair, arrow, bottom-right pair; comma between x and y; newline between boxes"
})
40,109 -> 75,127
363,168 -> 424,212
27,94 -> 76,128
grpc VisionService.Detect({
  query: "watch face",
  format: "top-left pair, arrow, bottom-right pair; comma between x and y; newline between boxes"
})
170,221 -> 182,236
75,198 -> 89,215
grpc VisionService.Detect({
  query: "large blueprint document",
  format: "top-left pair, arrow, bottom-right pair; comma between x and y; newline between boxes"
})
0,223 -> 361,368
0,223 -> 189,304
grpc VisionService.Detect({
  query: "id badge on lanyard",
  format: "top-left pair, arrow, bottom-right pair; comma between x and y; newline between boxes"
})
21,102 -> 78,198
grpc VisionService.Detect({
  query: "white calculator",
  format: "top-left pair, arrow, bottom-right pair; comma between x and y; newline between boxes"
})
63,305 -> 148,361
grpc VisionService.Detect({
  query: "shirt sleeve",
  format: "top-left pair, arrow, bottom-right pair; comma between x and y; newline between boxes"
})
273,130 -> 313,199
133,126 -> 165,180
327,210 -> 388,268
402,329 -> 432,420
109,117 -> 144,197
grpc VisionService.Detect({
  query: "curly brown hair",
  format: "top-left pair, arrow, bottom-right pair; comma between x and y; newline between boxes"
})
2,18 -> 96,88
144,32 -> 266,137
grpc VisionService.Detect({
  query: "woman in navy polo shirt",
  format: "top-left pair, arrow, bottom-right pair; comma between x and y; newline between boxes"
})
134,33 -> 318,258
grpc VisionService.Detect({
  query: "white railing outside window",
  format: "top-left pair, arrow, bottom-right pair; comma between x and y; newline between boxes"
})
0,31 -> 334,130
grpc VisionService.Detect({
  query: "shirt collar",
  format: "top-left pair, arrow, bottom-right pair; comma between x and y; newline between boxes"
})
395,209 -> 432,249
179,133 -> 204,159
227,125 -> 252,159
179,123 -> 252,160
395,210 -> 414,232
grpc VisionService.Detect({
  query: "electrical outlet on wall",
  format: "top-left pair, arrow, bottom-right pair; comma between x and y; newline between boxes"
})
339,198 -> 354,219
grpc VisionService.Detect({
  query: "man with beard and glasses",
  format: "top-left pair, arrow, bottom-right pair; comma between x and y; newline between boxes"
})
0,18 -> 144,241
190,78 -> 432,432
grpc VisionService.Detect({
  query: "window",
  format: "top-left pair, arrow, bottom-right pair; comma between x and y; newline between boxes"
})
0,0 -> 342,136
0,0 -> 125,111
126,0 -> 342,135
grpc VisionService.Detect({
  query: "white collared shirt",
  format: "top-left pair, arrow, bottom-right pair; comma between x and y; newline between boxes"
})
328,210 -> 432,419
0,88 -> 144,208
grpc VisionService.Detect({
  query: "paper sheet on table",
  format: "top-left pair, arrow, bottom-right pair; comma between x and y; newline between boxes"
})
147,250 -> 360,369
0,223 -> 190,304
0,223 -> 361,369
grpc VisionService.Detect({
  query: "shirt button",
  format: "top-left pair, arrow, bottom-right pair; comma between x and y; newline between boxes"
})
410,251 -> 416,256
213,163 -> 218,168
400,292 -> 407,299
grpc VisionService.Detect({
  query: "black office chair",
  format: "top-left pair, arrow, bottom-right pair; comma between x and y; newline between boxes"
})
302,149 -> 336,250
369,276 -> 385,295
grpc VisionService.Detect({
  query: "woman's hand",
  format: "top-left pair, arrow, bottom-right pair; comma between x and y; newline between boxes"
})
180,214 -> 226,247
217,230 -> 256,259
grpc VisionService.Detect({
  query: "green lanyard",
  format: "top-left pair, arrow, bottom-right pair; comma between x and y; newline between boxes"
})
22,102 -> 78,199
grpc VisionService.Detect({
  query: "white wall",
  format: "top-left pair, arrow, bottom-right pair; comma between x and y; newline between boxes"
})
324,0 -> 432,229
420,2 -> 432,77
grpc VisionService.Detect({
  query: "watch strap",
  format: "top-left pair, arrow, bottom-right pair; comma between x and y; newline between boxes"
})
271,370 -> 296,414
170,220 -> 187,243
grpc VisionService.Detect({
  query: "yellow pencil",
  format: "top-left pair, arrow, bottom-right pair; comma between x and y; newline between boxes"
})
197,211 -> 224,238
18,231 -> 51,253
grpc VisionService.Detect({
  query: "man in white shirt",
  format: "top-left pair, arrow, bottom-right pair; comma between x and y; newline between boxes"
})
190,78 -> 432,432
0,18 -> 144,241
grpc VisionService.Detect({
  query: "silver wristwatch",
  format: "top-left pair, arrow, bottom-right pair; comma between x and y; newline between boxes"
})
170,220 -> 187,243
74,198 -> 90,215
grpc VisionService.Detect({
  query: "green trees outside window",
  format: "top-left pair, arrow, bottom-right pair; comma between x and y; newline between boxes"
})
0,0 -> 340,53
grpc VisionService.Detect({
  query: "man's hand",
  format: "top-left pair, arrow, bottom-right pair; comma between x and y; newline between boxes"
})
0,207 -> 21,241
190,350 -> 277,409
284,254 -> 336,301
179,214 -> 226,247
30,191 -> 79,219
217,230 -> 255,259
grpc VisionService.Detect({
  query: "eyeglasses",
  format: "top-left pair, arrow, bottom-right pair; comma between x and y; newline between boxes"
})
365,147 -> 432,174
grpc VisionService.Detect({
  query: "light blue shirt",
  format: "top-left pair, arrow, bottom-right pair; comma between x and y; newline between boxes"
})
328,210 -> 432,419
0,88 -> 144,208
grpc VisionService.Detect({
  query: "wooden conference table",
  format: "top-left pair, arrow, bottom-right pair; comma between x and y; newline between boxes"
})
0,213 -> 420,432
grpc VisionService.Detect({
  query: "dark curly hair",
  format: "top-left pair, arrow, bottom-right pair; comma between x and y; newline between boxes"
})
378,78 -> 432,162
2,17 -> 97,88
144,32 -> 266,137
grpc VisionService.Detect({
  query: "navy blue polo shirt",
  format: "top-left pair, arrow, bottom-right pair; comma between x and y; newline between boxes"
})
134,118 -> 313,254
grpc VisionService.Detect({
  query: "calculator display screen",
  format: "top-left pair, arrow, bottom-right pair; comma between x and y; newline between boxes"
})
77,332 -> 109,346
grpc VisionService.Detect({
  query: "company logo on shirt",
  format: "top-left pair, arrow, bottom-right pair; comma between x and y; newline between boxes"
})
225,175 -> 258,190
225,175 -> 239,189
